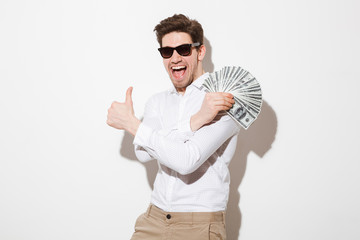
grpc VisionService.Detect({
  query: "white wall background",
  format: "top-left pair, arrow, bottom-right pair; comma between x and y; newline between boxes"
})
1,0 -> 359,239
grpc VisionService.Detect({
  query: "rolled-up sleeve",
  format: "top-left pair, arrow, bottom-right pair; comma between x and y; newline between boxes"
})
134,112 -> 239,175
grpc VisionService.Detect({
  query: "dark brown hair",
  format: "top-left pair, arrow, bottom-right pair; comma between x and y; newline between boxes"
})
154,14 -> 204,47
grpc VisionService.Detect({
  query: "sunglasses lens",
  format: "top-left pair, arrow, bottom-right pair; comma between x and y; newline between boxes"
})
176,45 -> 191,56
159,48 -> 173,58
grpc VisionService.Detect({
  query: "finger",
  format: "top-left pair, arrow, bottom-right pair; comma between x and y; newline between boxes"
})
125,87 -> 133,105
210,93 -> 234,102
214,92 -> 233,98
214,106 -> 231,112
221,102 -> 234,108
227,98 -> 235,105
223,95 -> 235,103
213,98 -> 235,107
223,92 -> 233,98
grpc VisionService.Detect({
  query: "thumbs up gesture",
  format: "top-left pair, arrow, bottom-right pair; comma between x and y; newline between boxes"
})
107,87 -> 141,136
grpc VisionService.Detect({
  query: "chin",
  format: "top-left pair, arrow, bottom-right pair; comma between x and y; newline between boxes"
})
173,78 -> 190,88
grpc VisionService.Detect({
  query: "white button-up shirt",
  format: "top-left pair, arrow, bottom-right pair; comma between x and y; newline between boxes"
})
133,73 -> 240,212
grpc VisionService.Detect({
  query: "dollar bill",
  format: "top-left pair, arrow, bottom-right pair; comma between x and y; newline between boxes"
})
203,66 -> 262,129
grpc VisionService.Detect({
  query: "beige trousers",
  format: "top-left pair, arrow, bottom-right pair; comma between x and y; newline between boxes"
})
130,204 -> 226,240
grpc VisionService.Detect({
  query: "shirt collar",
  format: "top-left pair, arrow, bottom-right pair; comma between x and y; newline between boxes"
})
168,72 -> 209,95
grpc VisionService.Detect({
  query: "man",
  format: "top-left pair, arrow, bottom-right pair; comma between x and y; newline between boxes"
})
107,14 -> 239,240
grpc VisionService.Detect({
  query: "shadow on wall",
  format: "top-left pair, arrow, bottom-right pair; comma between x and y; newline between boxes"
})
202,39 -> 278,240
119,37 -> 278,240
226,100 -> 277,240
119,124 -> 158,190
203,37 -> 215,73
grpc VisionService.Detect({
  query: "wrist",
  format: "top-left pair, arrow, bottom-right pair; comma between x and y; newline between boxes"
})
127,117 -> 141,136
190,112 -> 205,131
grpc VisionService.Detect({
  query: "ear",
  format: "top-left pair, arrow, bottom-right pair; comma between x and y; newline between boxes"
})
197,44 -> 206,61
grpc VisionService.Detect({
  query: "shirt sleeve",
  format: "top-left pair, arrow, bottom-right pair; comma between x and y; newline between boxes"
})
133,96 -> 160,163
134,108 -> 240,175
134,93 -> 195,162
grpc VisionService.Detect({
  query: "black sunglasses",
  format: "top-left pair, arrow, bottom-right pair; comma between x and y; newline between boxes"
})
158,43 -> 200,59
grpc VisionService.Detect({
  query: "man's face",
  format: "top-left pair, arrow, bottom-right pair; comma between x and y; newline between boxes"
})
161,32 -> 205,95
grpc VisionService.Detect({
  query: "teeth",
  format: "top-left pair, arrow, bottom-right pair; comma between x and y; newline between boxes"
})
172,66 -> 186,70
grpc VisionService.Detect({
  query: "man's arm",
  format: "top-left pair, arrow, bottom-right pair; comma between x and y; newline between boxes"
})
133,113 -> 238,175
107,87 -> 237,175
107,87 -> 234,135
190,92 -> 234,131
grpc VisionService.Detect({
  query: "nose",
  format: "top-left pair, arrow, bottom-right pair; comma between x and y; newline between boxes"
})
170,50 -> 182,64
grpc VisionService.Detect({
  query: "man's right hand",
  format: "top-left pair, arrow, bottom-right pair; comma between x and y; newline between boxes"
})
190,92 -> 235,131
107,87 -> 141,136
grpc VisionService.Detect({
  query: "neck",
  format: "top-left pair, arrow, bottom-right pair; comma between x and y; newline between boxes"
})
177,68 -> 205,95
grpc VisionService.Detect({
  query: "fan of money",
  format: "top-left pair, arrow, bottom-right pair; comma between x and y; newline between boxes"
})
203,66 -> 262,129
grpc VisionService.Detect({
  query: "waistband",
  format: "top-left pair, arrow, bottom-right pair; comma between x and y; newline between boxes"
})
146,204 -> 225,224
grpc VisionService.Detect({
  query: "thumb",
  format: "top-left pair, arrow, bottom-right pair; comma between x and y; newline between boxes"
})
125,86 -> 133,105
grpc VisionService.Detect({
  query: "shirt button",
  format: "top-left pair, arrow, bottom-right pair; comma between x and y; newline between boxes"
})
166,214 -> 171,219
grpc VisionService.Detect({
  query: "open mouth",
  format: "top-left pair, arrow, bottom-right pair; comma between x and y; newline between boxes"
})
171,66 -> 187,79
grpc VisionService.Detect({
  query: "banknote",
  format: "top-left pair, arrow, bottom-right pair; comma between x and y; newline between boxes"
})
203,66 -> 262,129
